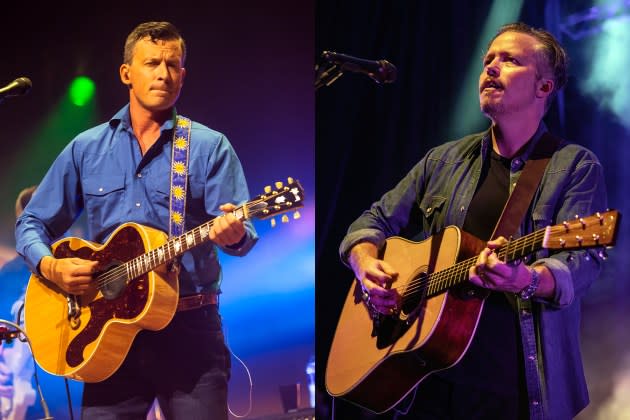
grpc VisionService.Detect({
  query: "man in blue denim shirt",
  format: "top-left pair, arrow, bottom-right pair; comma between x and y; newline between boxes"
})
15,22 -> 257,419
340,23 -> 607,419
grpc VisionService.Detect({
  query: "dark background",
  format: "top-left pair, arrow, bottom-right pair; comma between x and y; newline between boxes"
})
0,2 -> 314,419
316,0 -> 630,419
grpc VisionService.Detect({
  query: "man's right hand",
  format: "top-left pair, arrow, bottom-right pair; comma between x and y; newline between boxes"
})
348,242 -> 400,314
39,256 -> 98,295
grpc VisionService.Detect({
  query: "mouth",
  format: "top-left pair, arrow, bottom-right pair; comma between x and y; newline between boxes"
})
151,85 -> 171,93
480,79 -> 503,93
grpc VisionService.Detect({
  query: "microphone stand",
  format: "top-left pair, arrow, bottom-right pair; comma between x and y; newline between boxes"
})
1,320 -> 54,420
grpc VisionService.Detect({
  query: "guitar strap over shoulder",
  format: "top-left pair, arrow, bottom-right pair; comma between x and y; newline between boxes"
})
490,132 -> 561,420
490,132 -> 561,240
169,115 -> 192,239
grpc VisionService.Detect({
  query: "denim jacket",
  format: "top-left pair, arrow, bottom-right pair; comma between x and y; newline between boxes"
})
339,123 -> 608,419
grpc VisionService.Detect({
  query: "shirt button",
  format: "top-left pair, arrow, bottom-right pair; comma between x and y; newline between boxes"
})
136,202 -> 141,207
460,206 -> 465,212
98,187 -> 104,192
528,354 -> 536,361
137,173 -> 142,178
427,207 -> 432,214
532,400 -> 539,406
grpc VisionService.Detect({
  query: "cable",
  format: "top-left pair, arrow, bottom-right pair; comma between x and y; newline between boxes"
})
0,318 -> 53,420
223,325 -> 253,418
63,378 -> 74,420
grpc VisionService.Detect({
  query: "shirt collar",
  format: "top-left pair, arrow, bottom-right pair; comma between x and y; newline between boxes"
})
479,121 -> 548,169
108,104 -> 178,135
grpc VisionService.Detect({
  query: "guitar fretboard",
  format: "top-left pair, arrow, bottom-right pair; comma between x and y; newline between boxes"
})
93,179 -> 304,290
127,207 -> 246,280
406,229 -> 546,299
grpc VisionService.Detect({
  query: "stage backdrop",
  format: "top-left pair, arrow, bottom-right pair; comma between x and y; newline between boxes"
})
0,2 -> 314,419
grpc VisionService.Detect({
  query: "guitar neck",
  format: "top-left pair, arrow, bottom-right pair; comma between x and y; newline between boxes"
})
426,229 -> 546,296
123,206 -> 249,281
115,178 -> 305,282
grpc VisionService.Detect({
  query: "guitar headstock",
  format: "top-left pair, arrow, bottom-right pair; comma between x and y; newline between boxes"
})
248,177 -> 305,226
543,210 -> 620,250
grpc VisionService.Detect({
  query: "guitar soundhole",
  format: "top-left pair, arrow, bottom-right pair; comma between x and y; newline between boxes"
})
401,271 -> 428,316
98,260 -> 126,300
374,270 -> 428,349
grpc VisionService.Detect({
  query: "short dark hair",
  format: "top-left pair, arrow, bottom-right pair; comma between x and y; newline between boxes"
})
123,21 -> 186,65
488,22 -> 568,110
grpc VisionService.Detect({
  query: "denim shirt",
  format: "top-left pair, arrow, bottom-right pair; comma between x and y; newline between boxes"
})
340,122 -> 608,419
16,104 -> 258,296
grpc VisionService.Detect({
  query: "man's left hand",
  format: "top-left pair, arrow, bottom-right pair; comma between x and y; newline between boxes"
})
209,203 -> 246,247
468,236 -> 532,293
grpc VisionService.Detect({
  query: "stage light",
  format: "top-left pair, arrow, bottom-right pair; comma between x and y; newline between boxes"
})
69,76 -> 95,107
577,1 -> 630,129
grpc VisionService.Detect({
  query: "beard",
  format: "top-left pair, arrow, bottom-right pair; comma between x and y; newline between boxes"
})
479,90 -> 537,119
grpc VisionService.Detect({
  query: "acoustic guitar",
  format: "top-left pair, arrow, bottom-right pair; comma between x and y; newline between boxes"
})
326,210 -> 620,413
24,178 -> 304,383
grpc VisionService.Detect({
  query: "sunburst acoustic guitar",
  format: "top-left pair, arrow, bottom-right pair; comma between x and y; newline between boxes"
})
326,210 -> 620,414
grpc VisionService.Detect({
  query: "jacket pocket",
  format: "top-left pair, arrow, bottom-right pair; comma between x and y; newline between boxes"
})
418,195 -> 447,234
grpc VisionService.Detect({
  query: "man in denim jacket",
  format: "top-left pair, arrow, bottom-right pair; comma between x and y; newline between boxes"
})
340,22 -> 607,419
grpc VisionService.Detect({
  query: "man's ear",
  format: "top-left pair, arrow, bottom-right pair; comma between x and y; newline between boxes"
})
120,64 -> 131,86
537,78 -> 554,97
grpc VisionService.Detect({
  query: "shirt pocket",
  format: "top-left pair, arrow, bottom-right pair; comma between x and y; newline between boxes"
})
418,195 -> 447,234
83,175 -> 126,231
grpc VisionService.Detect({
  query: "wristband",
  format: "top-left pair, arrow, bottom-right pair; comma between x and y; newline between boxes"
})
518,267 -> 540,300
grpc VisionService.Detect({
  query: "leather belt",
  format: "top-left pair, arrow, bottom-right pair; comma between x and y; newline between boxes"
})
177,292 -> 219,312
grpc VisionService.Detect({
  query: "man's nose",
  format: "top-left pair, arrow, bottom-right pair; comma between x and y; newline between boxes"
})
156,61 -> 169,79
485,60 -> 500,77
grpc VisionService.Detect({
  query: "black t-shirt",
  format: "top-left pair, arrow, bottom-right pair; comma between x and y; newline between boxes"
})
436,149 -> 525,398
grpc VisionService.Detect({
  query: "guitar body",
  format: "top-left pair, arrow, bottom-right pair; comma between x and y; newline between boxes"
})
326,226 -> 489,413
24,222 -> 179,383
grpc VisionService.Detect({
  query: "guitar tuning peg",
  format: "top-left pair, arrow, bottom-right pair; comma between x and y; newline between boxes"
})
264,185 -> 272,194
287,176 -> 294,184
293,210 -> 301,220
275,181 -> 284,189
270,218 -> 276,228
281,215 -> 289,223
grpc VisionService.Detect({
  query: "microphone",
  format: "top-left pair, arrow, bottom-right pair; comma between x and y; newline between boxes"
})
321,51 -> 397,84
0,77 -> 32,100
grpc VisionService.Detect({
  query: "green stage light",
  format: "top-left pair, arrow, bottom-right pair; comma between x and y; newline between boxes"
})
69,76 -> 95,107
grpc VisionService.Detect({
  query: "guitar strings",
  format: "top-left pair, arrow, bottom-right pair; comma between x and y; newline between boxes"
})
399,230 -> 544,297
92,198 -> 271,290
395,229 -> 547,305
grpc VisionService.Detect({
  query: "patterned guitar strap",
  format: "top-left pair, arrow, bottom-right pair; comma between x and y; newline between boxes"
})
168,114 -> 192,274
